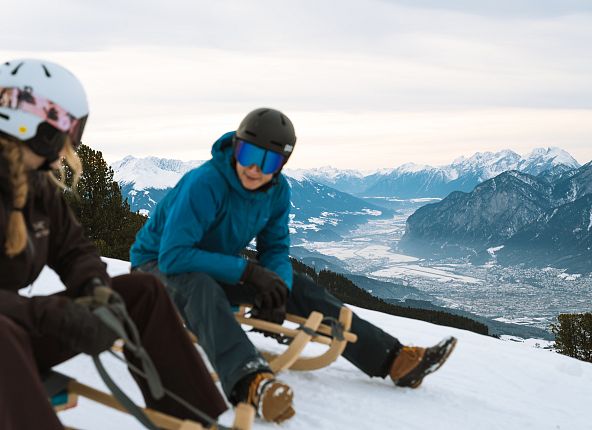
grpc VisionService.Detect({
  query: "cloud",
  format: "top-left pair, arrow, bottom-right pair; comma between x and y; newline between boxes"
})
383,0 -> 592,18
1,1 -> 591,167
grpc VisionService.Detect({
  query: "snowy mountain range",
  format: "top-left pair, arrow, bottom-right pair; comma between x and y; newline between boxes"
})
286,147 -> 580,198
401,162 -> 592,272
112,156 -> 391,242
31,258 -> 592,430
112,156 -> 204,216
111,147 -> 582,245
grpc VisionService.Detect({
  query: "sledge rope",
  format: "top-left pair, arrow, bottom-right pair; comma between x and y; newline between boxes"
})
106,351 -> 230,429
320,316 -> 345,341
92,299 -> 229,430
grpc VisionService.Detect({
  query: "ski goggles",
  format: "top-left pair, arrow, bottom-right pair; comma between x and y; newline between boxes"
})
234,139 -> 286,174
0,86 -> 87,149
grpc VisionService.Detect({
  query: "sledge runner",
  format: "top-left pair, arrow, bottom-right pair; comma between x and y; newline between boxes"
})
131,108 -> 457,423
0,59 -> 227,429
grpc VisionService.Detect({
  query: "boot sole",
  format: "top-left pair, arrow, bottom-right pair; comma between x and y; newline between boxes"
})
260,381 -> 295,423
398,336 -> 458,389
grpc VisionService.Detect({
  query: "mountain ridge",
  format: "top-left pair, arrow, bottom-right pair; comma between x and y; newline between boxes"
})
401,163 -> 592,272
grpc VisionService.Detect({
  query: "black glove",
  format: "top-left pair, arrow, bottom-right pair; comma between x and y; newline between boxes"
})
251,304 -> 287,325
77,277 -> 117,307
242,262 -> 288,310
43,277 -> 120,355
65,301 -> 118,355
42,299 -> 118,356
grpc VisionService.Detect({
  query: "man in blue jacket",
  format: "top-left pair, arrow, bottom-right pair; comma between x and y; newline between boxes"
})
131,108 -> 457,424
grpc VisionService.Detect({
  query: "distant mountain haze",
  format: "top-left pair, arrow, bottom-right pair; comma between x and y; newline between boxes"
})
286,147 -> 580,198
402,162 -> 592,272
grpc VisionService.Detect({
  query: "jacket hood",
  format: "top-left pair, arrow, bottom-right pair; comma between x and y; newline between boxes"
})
211,131 -> 280,200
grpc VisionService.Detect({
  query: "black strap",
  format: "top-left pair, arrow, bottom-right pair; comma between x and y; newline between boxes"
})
322,316 -> 345,341
93,355 -> 160,430
93,302 -> 226,429
94,305 -> 164,399
107,351 -> 227,429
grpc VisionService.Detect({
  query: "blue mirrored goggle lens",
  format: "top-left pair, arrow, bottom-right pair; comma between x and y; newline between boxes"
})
261,150 -> 285,174
235,139 -> 265,166
235,140 -> 286,174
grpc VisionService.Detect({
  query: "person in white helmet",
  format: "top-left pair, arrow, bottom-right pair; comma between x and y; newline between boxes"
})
0,59 -> 227,429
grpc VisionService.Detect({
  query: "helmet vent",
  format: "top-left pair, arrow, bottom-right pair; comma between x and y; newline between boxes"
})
11,62 -> 24,75
0,113 -> 9,120
42,64 -> 52,78
258,109 -> 269,117
245,130 -> 257,137
280,114 -> 287,126
269,140 -> 283,148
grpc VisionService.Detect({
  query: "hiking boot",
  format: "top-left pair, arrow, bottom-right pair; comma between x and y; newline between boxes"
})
246,372 -> 295,423
390,336 -> 457,388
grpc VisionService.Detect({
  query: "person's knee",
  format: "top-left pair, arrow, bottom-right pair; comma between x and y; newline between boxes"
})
168,272 -> 226,302
0,314 -> 29,349
112,272 -> 168,305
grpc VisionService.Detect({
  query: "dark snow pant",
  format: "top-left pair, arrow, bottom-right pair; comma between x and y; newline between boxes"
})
0,273 -> 227,430
136,261 -> 402,401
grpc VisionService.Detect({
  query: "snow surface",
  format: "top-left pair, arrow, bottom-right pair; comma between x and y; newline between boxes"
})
370,265 -> 481,284
487,245 -> 505,257
23,259 -> 592,429
524,147 -> 579,167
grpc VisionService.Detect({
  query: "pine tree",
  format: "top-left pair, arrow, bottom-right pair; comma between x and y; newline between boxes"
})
551,313 -> 592,363
62,144 -> 147,260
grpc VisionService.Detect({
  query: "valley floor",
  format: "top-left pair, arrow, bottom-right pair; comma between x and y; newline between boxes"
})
294,203 -> 592,331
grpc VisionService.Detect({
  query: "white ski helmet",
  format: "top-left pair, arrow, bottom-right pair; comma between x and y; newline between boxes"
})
0,59 -> 88,159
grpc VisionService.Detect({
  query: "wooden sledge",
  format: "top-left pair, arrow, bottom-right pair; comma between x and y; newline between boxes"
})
235,306 -> 358,373
45,371 -> 255,430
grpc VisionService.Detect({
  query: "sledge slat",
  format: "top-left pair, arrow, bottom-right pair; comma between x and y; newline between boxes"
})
268,311 -> 323,373
51,390 -> 78,412
236,313 -> 332,345
286,312 -> 358,343
247,307 -> 357,372
289,307 -> 354,371
233,403 -> 256,430
67,380 -> 206,430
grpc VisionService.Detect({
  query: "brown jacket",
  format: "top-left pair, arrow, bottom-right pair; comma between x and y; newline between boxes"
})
0,155 -> 110,333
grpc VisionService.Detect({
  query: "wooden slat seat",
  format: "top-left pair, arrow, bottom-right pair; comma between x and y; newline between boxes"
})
43,370 -> 254,430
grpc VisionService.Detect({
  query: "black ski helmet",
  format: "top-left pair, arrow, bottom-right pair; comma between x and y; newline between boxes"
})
235,108 -> 296,159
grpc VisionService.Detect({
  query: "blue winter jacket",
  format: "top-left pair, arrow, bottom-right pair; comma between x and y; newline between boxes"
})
130,132 -> 293,289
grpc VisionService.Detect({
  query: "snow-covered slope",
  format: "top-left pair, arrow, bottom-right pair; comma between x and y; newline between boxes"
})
24,259 -> 592,430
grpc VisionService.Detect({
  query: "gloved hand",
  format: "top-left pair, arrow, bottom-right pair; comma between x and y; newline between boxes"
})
65,301 -> 119,355
251,304 -> 287,325
242,262 -> 288,310
41,299 -> 118,356
42,277 -> 120,355
77,277 -> 120,309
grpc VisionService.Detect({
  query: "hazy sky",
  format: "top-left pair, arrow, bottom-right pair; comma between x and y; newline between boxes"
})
2,0 -> 592,168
